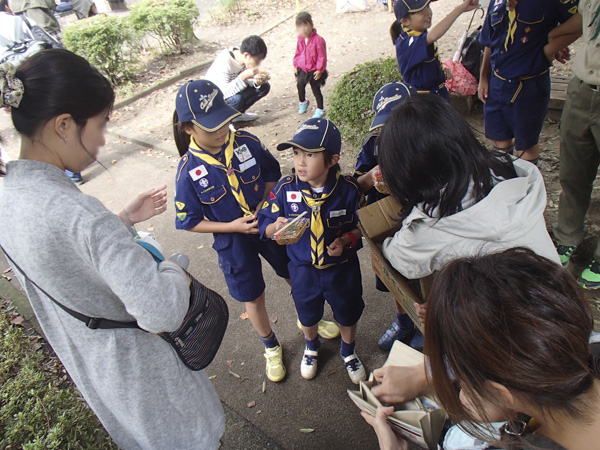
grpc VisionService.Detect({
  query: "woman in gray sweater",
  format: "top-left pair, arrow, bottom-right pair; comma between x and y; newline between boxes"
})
0,50 -> 224,449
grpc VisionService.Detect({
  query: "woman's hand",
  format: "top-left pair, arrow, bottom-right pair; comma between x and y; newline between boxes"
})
121,185 -> 168,225
371,364 -> 428,404
361,406 -> 408,450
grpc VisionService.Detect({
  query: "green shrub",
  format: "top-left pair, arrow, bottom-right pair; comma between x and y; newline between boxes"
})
129,0 -> 200,54
0,313 -> 116,449
328,57 -> 402,149
63,15 -> 137,85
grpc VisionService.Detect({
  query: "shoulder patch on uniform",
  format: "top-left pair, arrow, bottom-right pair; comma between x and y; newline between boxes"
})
342,175 -> 361,192
235,130 -> 261,144
274,176 -> 296,195
176,154 -> 189,183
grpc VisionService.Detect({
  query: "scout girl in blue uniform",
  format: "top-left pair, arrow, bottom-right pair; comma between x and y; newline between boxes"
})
258,118 -> 367,384
172,80 -> 290,382
478,0 -> 578,163
353,82 -> 423,352
393,0 -> 480,101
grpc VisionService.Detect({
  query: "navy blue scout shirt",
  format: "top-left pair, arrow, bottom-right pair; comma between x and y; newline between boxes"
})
258,170 -> 363,267
174,130 -> 281,230
395,28 -> 445,91
354,130 -> 387,205
480,0 -> 578,79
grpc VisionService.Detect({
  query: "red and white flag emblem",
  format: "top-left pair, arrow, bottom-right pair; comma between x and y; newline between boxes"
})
189,165 -> 208,181
286,191 -> 301,202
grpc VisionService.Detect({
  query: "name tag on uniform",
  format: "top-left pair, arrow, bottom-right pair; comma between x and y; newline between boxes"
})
189,165 -> 208,181
238,157 -> 256,172
286,191 -> 301,202
234,144 -> 253,162
330,209 -> 346,218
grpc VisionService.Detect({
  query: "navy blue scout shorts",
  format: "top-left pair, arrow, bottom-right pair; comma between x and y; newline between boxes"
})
484,73 -> 550,151
216,234 -> 290,302
289,256 -> 364,327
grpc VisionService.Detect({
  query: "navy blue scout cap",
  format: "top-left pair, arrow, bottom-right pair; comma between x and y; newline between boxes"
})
175,80 -> 240,132
394,0 -> 432,20
277,118 -> 342,155
370,82 -> 417,131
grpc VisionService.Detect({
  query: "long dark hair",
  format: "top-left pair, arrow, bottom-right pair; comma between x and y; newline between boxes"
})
12,49 -> 114,138
378,94 -> 517,220
427,248 -> 599,443
173,110 -> 192,157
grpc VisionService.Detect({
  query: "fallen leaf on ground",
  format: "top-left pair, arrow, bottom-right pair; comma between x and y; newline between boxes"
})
262,381 -> 266,393
247,401 -> 256,408
2,275 -> 12,281
241,377 -> 250,382
228,370 -> 241,379
226,359 -> 235,367
239,312 -> 249,320
3,268 -> 12,274
300,428 -> 315,433
147,226 -> 155,232
270,315 -> 278,324
111,160 -> 117,164
208,375 -> 217,380
10,315 -> 24,326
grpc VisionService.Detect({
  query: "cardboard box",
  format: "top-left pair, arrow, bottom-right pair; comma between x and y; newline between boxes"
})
357,196 -> 428,333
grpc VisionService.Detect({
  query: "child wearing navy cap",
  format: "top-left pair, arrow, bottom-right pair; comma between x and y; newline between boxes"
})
478,0 -> 579,164
258,118 -> 366,384
353,82 -> 423,351
393,0 -> 479,100
172,80 -> 297,383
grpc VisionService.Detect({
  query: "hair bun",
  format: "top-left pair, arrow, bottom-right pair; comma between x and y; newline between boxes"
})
0,62 -> 24,108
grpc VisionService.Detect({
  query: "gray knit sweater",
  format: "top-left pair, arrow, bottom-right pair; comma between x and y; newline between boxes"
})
0,160 -> 224,449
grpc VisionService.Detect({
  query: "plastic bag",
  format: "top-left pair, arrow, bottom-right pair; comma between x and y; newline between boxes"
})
335,0 -> 370,13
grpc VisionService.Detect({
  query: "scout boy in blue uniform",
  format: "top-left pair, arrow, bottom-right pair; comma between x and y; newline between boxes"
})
353,82 -> 424,351
393,0 -> 480,101
172,80 -> 292,382
478,0 -> 579,164
258,118 -> 367,384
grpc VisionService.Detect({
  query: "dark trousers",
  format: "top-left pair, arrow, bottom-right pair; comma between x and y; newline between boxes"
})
296,69 -> 326,110
225,82 -> 271,113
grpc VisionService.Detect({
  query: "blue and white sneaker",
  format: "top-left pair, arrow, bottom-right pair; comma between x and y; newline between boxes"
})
377,321 -> 415,351
65,170 -> 83,185
312,108 -> 326,119
298,100 -> 309,114
343,353 -> 366,384
409,329 -> 424,352
300,346 -> 318,380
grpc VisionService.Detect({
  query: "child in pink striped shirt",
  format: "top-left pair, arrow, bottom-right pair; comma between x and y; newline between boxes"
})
293,12 -> 328,119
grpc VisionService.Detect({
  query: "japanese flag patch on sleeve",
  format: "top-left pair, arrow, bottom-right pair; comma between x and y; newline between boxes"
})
189,165 -> 208,181
286,191 -> 301,202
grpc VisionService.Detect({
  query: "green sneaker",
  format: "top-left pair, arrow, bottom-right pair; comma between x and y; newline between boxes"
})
578,260 -> 600,290
556,244 -> 577,267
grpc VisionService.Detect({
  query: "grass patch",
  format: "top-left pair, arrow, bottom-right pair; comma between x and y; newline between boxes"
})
0,301 -> 116,449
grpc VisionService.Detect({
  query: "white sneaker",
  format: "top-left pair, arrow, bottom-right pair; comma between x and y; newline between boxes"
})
300,346 -> 319,380
343,353 -> 366,384
232,112 -> 258,122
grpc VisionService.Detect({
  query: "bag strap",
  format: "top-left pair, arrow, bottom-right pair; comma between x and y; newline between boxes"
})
0,244 -> 140,330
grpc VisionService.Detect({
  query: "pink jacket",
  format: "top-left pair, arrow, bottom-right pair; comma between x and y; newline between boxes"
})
293,29 -> 327,73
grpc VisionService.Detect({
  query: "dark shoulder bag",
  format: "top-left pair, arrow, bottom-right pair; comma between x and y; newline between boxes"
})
0,244 -> 228,371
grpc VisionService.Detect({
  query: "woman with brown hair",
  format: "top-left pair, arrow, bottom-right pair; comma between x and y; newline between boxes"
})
364,247 -> 600,449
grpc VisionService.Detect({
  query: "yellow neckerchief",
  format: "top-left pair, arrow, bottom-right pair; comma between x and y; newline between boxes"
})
504,9 -> 518,51
403,27 -> 442,69
189,131 -> 253,217
300,171 -> 341,267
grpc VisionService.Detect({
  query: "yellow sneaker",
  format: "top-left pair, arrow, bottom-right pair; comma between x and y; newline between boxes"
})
264,345 -> 286,382
296,319 -> 340,339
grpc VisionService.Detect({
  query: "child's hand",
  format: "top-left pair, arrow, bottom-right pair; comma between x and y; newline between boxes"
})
443,67 -> 454,80
229,215 -> 259,234
294,67 -> 298,76
478,77 -> 489,104
460,0 -> 480,13
274,216 -> 289,232
544,44 -> 571,64
370,165 -> 381,187
314,71 -> 323,81
361,406 -> 409,450
327,237 -> 346,257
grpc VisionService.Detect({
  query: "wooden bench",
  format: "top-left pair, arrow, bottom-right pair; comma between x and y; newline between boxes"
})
548,75 -> 571,122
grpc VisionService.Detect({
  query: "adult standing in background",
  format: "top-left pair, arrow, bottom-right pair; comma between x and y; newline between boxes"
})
8,0 -> 61,41
552,3 -> 600,288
